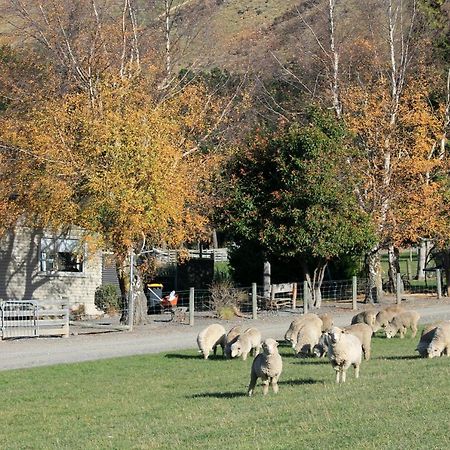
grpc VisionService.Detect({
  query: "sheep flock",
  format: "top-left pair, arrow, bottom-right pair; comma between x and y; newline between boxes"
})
196,304 -> 448,396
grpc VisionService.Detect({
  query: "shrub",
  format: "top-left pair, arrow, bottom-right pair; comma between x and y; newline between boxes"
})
209,280 -> 246,319
95,284 -> 122,315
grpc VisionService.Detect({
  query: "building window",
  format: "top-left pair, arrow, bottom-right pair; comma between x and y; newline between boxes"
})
40,237 -> 84,272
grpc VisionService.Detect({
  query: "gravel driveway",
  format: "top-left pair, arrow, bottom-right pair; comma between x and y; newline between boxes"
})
1,296 -> 449,371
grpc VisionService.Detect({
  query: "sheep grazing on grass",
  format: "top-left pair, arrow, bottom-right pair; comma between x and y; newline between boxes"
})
313,333 -> 330,358
351,309 -> 377,331
327,326 -> 362,384
373,305 -> 405,333
224,326 -> 243,358
343,323 -> 373,361
385,310 -> 420,339
319,313 -> 334,332
197,324 -> 227,359
284,314 -> 322,346
230,327 -> 262,360
416,323 -> 443,358
294,320 -> 322,357
426,322 -> 450,359
248,338 -> 283,396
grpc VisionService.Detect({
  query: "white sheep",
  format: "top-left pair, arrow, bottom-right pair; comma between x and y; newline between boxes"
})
373,305 -> 405,332
224,325 -> 243,358
426,322 -> 450,358
285,313 -> 322,346
385,310 -> 420,339
197,323 -> 227,359
327,326 -> 362,383
230,327 -> 262,360
416,323 -> 442,358
319,313 -> 334,332
294,320 -> 322,357
248,338 -> 283,396
343,323 -> 373,361
351,309 -> 377,331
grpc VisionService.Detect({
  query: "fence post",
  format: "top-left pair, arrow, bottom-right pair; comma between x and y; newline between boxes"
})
189,287 -> 195,326
436,269 -> 442,300
292,282 -> 297,310
252,283 -> 257,320
406,260 -> 411,280
303,280 -> 309,314
352,276 -> 357,310
396,273 -> 402,305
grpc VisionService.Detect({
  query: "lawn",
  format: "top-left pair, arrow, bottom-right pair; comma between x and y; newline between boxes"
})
0,331 -> 449,449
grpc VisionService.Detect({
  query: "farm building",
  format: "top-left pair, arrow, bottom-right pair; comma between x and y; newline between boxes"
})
0,225 -> 103,315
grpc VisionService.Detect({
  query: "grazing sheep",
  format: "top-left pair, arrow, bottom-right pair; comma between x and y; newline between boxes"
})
230,327 -> 262,360
319,313 -> 334,332
416,323 -> 442,358
426,322 -> 450,358
285,314 -> 322,346
294,320 -> 322,357
327,327 -> 363,383
351,309 -> 377,330
385,310 -> 420,339
373,305 -> 405,332
343,323 -> 373,360
248,338 -> 283,396
197,324 -> 227,359
224,326 -> 243,358
313,333 -> 330,358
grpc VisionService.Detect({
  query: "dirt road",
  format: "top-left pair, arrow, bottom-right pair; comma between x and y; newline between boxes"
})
1,297 -> 449,371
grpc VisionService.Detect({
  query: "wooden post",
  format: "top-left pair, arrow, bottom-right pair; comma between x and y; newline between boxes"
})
252,283 -> 257,319
189,287 -> 195,326
436,269 -> 442,300
396,273 -> 402,305
352,276 -> 357,310
292,282 -> 297,310
263,261 -> 271,303
303,280 -> 309,314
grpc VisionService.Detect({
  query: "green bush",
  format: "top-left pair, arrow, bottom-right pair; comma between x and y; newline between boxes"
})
94,284 -> 122,315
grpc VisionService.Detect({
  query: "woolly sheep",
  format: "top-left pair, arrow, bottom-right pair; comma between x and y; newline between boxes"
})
416,323 -> 443,358
343,323 -> 373,361
197,324 -> 227,359
385,310 -> 420,339
285,314 -> 323,346
426,322 -> 450,359
327,326 -> 362,383
230,327 -> 262,360
351,309 -> 377,330
313,333 -> 330,358
373,305 -> 405,333
224,325 -> 243,358
319,313 -> 334,332
248,338 -> 283,396
294,320 -> 322,357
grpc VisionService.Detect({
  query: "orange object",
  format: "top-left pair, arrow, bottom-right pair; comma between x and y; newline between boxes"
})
161,294 -> 178,308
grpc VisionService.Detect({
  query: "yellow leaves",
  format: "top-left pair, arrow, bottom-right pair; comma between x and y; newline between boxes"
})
0,73 -> 222,256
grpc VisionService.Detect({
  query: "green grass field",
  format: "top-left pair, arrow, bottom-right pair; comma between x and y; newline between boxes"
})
0,331 -> 449,449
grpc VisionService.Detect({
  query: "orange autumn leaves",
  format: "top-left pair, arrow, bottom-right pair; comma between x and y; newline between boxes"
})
0,75 -> 222,256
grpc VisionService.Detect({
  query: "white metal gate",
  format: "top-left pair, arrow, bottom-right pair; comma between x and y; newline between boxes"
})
1,300 -> 39,339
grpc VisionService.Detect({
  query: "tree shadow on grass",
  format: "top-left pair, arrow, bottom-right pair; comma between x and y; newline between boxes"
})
190,391 -> 247,399
278,378 -> 324,386
165,353 -> 228,361
377,355 -> 421,361
290,359 -> 329,365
